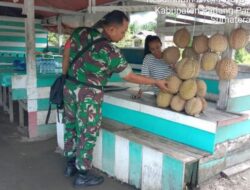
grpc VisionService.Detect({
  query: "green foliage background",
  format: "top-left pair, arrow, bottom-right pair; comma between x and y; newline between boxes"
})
116,21 -> 157,48
235,48 -> 250,65
48,32 -> 69,47
47,22 -> 156,48
47,22 -> 250,66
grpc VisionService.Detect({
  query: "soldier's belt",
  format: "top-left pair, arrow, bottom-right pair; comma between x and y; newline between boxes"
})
67,76 -> 103,91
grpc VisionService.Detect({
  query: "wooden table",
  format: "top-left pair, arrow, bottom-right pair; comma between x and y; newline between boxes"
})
0,65 -> 25,122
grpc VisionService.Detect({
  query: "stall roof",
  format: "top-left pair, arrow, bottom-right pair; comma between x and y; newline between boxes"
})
0,0 -> 118,18
1,0 -> 250,23
1,0 -> 250,32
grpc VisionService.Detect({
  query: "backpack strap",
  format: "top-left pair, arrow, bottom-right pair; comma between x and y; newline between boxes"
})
45,104 -> 63,125
56,106 -> 60,123
70,37 -> 107,66
45,103 -> 52,124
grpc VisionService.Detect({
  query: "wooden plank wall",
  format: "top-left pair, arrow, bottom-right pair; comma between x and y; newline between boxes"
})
0,16 -> 47,53
199,134 -> 250,184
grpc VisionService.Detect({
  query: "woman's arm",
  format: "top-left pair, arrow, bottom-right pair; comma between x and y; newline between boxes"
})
132,56 -> 152,99
123,72 -> 169,92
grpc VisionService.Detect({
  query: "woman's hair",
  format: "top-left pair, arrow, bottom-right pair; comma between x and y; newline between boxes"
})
144,35 -> 162,56
93,10 -> 129,28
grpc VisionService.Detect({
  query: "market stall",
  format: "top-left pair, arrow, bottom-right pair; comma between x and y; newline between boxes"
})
0,0 -> 250,190
88,2 -> 250,189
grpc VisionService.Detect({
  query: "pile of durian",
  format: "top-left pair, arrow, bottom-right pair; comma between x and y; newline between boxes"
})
157,27 -> 249,116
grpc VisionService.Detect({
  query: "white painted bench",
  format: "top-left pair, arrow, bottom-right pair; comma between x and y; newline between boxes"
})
56,114 -> 250,189
93,118 -> 209,190
0,86 -> 14,123
18,99 -> 27,127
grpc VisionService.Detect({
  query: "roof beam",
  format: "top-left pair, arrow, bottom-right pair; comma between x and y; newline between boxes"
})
164,22 -> 210,28
135,0 -> 196,8
166,14 -> 224,25
133,0 -> 250,17
0,15 -> 41,23
165,18 -> 189,25
157,24 -> 225,36
157,23 -> 250,36
90,5 -> 158,12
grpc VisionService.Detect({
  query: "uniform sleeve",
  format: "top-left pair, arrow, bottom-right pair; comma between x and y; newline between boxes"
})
119,64 -> 132,78
107,45 -> 132,77
69,28 -> 91,63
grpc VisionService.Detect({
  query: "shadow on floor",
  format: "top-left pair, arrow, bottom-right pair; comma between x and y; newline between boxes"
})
0,106 -> 136,190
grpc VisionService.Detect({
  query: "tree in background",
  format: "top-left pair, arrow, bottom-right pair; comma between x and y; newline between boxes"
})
141,22 -> 157,31
116,25 -> 134,48
47,21 -> 157,49
47,32 -> 70,54
235,48 -> 250,65
116,21 -> 157,48
48,32 -> 69,47
130,21 -> 141,34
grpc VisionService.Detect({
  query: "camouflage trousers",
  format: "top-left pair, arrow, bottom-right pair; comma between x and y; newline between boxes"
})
63,80 -> 104,171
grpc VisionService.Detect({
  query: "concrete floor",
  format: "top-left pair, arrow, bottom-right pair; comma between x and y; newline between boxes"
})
0,106 -> 136,190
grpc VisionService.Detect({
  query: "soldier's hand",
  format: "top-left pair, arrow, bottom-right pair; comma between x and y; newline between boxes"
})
155,79 -> 169,93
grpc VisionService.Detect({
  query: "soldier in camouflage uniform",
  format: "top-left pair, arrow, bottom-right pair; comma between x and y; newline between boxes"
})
62,10 -> 169,187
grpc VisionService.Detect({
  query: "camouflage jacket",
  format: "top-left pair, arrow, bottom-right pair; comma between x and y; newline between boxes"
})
67,27 -> 129,86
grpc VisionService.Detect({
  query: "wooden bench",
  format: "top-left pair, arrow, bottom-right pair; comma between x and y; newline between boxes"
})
93,118 -> 209,190
0,86 -> 14,123
18,99 -> 27,128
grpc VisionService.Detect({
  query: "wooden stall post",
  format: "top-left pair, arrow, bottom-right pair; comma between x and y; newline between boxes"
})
216,17 -> 237,111
23,0 -> 37,138
156,13 -> 166,49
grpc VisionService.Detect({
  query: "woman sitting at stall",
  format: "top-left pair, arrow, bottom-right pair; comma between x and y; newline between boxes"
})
132,35 -> 175,98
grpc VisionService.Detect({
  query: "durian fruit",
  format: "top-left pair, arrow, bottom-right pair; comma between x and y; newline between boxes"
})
170,94 -> 186,112
229,27 -> 249,50
208,33 -> 228,53
156,91 -> 173,108
185,97 -> 203,116
179,79 -> 197,100
182,47 -> 199,60
174,27 -> 190,48
163,46 -> 180,65
165,75 -> 182,94
193,61 -> 201,78
199,97 -> 208,112
201,52 -> 219,71
216,58 -> 238,80
196,79 -> 207,97
192,34 -> 209,54
176,58 -> 200,80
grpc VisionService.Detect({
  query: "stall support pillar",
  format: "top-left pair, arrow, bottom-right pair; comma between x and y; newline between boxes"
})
217,17 -> 237,111
156,13 -> 166,49
24,0 -> 37,138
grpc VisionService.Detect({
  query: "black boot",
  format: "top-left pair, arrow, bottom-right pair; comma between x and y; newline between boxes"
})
64,157 -> 77,177
74,170 -> 104,187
